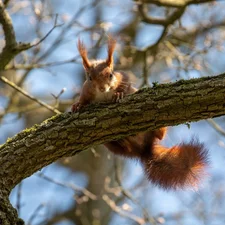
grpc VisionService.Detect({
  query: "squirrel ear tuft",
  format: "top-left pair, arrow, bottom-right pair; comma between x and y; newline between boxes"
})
77,39 -> 91,71
106,36 -> 116,69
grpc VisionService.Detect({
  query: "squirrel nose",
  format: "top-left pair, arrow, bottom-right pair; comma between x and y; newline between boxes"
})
100,88 -> 105,92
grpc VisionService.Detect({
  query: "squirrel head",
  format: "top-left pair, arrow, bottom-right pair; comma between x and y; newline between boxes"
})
77,37 -> 118,93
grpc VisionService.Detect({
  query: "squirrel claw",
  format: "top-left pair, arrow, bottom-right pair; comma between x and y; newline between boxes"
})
71,102 -> 82,112
113,92 -> 124,103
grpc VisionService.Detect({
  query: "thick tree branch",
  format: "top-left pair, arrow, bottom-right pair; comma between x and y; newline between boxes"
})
0,190 -> 24,225
1,73 -> 225,224
1,73 -> 225,192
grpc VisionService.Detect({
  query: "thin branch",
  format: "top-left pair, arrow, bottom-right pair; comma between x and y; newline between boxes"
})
138,2 -> 186,26
102,194 -> 145,225
136,0 -> 222,8
37,173 -> 97,201
137,2 -> 186,55
4,57 -> 79,70
114,158 -> 158,225
37,0 -> 101,61
0,76 -> 61,115
171,20 -> 225,44
0,71 -> 31,124
29,14 -> 63,49
27,203 -> 45,225
0,14 -> 63,120
207,119 -> 225,136
0,3 -> 61,70
0,99 -> 73,116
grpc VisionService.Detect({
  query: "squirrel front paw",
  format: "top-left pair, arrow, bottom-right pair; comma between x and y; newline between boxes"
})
71,102 -> 83,112
112,91 -> 124,103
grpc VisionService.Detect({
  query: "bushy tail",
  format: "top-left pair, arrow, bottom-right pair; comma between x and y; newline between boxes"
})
141,139 -> 209,190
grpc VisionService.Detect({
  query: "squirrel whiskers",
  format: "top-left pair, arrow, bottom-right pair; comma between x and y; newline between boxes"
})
72,37 -> 209,190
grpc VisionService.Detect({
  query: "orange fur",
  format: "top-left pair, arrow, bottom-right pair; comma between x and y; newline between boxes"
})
106,129 -> 208,190
72,37 -> 209,190
141,136 -> 208,190
77,39 -> 91,71
106,37 -> 116,69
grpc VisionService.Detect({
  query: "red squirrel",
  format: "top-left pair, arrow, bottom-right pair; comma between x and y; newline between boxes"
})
72,38 -> 208,190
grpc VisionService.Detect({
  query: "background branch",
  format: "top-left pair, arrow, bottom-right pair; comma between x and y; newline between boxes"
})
137,0 -> 221,8
0,76 -> 61,115
0,2 -> 61,70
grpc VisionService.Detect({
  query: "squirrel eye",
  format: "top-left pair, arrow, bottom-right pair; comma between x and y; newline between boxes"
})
89,76 -> 92,81
109,73 -> 113,79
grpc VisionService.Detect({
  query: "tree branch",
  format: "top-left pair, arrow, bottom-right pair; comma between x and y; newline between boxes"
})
138,3 -> 186,26
137,0 -> 221,8
3,0 -> 11,7
0,0 -> 17,69
1,73 -> 225,192
0,2 -> 61,70
0,1 -> 32,70
0,76 -> 61,115
1,72 -> 225,224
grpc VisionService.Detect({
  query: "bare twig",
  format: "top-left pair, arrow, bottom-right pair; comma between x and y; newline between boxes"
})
27,203 -> 45,225
0,3 -> 62,70
37,0 -> 101,61
136,0 -> 221,8
0,76 -> 61,115
29,14 -> 63,48
207,119 -> 225,136
5,57 -> 79,70
37,173 -> 97,201
102,194 -> 145,225
51,88 -> 66,108
114,158 -> 158,225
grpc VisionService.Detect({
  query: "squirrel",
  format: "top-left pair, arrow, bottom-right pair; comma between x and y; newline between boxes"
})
72,37 -> 209,190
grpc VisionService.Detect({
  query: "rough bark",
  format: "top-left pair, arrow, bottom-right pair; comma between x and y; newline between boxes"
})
0,190 -> 24,225
0,73 -> 225,224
